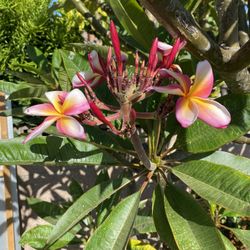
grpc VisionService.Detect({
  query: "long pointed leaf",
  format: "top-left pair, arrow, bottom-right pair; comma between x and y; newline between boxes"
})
85,192 -> 140,250
109,0 -> 156,50
172,160 -> 250,216
230,228 -> 250,249
164,184 -> 226,250
0,136 -> 120,166
20,225 -> 80,250
152,184 -> 178,250
186,151 -> 250,175
46,177 -> 132,247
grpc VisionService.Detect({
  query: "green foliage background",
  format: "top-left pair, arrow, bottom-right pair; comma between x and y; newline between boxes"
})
0,0 -> 84,77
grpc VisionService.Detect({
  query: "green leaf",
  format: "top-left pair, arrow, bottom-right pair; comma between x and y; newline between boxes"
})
51,49 -> 62,83
68,179 -> 84,201
132,215 -> 156,234
0,136 -> 120,166
85,126 -> 134,154
59,49 -> 89,82
11,71 -> 44,84
27,197 -> 65,224
188,151 -> 250,175
172,160 -> 250,216
152,184 -> 178,250
19,64 -> 55,86
58,66 -> 70,91
175,94 -> 250,153
58,49 -> 89,91
0,80 -> 29,94
220,233 -> 236,250
46,177 -> 133,247
164,183 -> 225,250
95,169 -> 119,226
230,228 -> 250,249
26,45 -> 49,71
28,197 -> 82,238
20,225 -> 80,250
109,0 -> 156,50
85,192 -> 140,250
9,85 -> 48,100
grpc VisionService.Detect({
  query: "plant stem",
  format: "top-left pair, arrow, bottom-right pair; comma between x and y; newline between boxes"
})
130,129 -> 156,171
235,135 -> 250,144
153,119 -> 162,158
216,0 -> 239,48
140,170 -> 154,193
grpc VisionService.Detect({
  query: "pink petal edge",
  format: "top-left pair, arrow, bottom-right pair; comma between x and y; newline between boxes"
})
193,97 -> 231,128
23,116 -> 58,144
24,103 -> 59,116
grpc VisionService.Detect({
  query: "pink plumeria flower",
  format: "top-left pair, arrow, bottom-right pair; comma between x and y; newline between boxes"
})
72,50 -> 106,88
23,89 -> 90,143
152,60 -> 231,128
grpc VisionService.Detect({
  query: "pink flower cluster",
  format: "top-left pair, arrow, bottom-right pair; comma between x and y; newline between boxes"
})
24,22 -> 231,143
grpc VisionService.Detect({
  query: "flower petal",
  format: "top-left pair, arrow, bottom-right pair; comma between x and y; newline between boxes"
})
148,38 -> 158,71
45,91 -> 67,113
110,20 -> 122,75
152,84 -> 184,96
164,37 -> 182,68
72,71 -> 95,87
62,89 -> 90,115
88,50 -> 104,75
193,97 -> 231,128
190,60 -> 214,98
159,69 -> 191,94
157,41 -> 173,56
23,116 -> 58,143
176,97 -> 198,128
56,116 -> 86,140
24,103 -> 60,116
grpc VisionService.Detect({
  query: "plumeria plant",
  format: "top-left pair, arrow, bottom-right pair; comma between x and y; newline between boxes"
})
1,7 -> 250,249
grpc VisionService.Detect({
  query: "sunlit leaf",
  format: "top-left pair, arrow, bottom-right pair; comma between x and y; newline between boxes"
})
46,177 -> 133,247
172,160 -> 250,216
85,192 -> 140,250
164,184 -> 225,250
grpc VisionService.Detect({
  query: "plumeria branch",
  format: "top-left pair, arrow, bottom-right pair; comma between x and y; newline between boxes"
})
238,0 -> 249,46
216,0 -> 239,48
140,0 -> 250,93
223,40 -> 250,71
